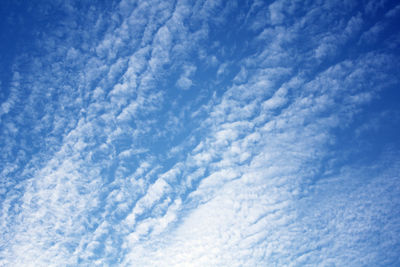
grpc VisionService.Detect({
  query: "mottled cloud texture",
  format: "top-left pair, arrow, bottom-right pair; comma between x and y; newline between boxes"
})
1,0 -> 400,266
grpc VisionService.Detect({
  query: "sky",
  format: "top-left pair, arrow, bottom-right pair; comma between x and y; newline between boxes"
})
0,0 -> 400,266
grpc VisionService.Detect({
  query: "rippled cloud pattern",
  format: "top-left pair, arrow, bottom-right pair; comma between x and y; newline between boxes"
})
1,0 -> 400,266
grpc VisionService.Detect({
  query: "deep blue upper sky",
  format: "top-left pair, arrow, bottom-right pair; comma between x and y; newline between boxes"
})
1,0 -> 400,266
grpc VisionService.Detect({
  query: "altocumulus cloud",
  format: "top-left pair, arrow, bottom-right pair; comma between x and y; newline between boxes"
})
1,0 -> 400,266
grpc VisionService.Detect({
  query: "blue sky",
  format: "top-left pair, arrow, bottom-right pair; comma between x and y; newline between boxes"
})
1,0 -> 400,266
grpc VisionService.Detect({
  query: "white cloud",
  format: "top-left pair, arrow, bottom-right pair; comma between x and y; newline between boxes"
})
176,76 -> 193,90
176,64 -> 197,90
268,0 -> 285,25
